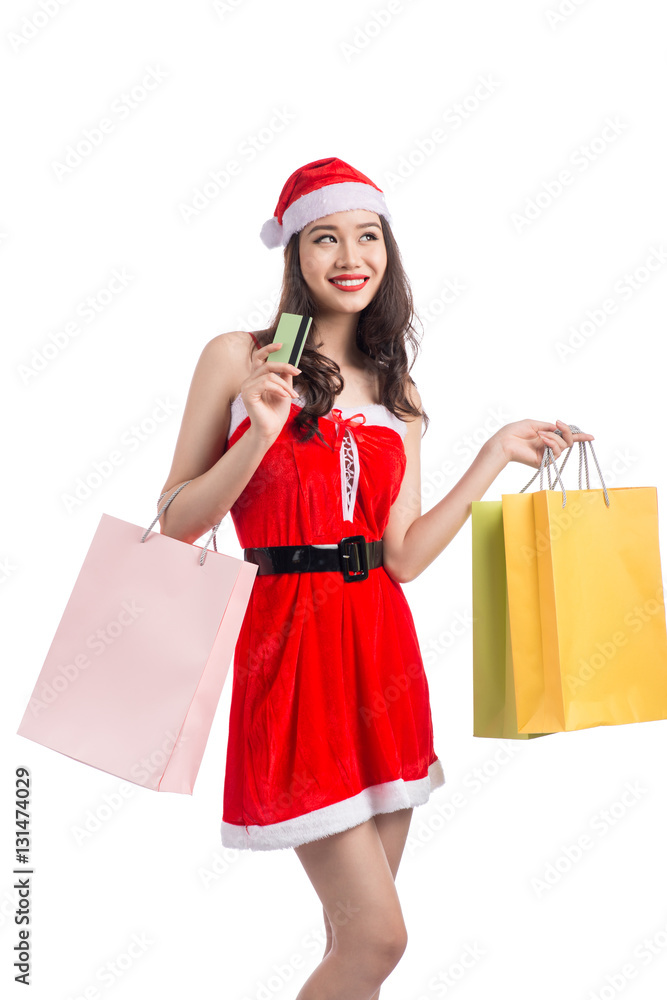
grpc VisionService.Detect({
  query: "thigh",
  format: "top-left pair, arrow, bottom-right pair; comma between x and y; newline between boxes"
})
294,818 -> 407,950
373,807 -> 413,880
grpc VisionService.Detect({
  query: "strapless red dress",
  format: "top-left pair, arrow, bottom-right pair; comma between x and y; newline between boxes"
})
220,331 -> 445,851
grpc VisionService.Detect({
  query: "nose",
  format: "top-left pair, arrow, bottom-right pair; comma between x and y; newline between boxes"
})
335,236 -> 363,268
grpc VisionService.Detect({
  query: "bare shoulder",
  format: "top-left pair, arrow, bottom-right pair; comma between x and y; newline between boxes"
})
402,378 -> 423,430
157,331 -> 258,513
404,378 -> 422,411
201,330 -> 258,404
207,329 -> 258,354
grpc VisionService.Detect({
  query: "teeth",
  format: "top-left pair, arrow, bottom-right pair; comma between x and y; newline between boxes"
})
332,278 -> 366,286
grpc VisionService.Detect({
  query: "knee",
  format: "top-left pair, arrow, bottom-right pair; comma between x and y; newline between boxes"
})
362,921 -> 408,975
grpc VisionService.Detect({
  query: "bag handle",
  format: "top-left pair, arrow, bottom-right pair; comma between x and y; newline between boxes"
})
519,423 -> 610,508
140,481 -> 223,566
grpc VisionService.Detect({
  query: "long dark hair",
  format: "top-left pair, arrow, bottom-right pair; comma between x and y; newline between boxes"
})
251,215 -> 429,444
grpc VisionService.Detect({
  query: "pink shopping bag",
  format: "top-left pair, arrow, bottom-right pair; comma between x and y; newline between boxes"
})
17,482 -> 257,793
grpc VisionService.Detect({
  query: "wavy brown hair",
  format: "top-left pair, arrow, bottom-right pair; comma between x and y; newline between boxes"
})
250,215 -> 429,445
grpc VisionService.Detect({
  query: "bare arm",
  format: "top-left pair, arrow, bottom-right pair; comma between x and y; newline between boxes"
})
399,437 -> 507,582
383,383 -> 594,584
382,394 -> 507,584
159,428 -> 278,545
158,333 -> 279,545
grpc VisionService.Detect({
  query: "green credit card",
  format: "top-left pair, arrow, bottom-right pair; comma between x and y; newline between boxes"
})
271,313 -> 312,368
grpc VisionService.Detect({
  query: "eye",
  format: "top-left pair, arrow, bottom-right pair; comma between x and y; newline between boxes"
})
313,232 -> 379,244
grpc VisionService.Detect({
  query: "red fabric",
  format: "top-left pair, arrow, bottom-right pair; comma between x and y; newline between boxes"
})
222,339 -> 439,833
271,156 -> 384,226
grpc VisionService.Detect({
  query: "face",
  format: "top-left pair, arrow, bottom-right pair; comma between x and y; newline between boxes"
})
298,210 -> 387,315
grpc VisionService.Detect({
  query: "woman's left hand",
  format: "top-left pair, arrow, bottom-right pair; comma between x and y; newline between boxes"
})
491,419 -> 595,469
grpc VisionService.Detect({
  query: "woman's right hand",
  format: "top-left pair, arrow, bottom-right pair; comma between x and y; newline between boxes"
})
241,341 -> 302,441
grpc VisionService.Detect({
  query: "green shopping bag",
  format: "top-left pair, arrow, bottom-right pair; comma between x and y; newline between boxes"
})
471,499 -> 547,740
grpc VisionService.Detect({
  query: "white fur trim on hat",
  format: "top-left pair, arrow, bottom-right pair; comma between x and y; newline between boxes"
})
260,181 -> 392,250
259,216 -> 283,250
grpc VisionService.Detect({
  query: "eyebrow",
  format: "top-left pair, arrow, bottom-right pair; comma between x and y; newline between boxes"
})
306,222 -> 382,235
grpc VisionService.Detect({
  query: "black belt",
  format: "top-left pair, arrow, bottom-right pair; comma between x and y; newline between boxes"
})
243,536 -> 382,582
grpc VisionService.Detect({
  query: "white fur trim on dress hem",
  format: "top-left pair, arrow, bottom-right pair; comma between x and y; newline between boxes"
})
220,758 -> 446,852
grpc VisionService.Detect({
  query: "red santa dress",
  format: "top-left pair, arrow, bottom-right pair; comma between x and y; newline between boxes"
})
220,331 -> 445,851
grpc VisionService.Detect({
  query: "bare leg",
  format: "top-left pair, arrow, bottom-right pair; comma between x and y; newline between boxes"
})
296,807 -> 413,1000
321,808 -> 413,957
366,809 -> 413,1000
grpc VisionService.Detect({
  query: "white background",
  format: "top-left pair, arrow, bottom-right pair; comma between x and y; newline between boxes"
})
2,1 -> 667,998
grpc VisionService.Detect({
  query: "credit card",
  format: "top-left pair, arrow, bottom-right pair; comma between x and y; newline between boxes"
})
271,312 -> 312,368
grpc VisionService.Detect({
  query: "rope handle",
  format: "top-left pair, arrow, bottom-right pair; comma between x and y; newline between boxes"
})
519,423 -> 610,508
140,481 -> 223,566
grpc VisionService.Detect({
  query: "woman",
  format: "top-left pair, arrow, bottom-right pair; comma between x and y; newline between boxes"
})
158,157 -> 593,999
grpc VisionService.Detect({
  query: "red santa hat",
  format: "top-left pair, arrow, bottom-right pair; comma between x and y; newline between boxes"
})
260,156 -> 392,249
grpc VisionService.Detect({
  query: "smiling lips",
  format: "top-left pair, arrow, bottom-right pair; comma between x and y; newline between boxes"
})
329,274 -> 370,292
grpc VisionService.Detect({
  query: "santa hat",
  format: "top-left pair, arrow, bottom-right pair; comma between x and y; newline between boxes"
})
260,156 -> 392,249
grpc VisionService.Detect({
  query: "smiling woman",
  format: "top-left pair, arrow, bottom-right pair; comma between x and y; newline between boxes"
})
157,155 -> 591,999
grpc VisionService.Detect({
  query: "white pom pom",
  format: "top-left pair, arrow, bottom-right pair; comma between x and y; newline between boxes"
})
260,216 -> 283,249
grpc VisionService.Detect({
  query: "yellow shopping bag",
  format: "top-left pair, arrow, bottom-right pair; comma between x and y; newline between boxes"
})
503,434 -> 667,733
